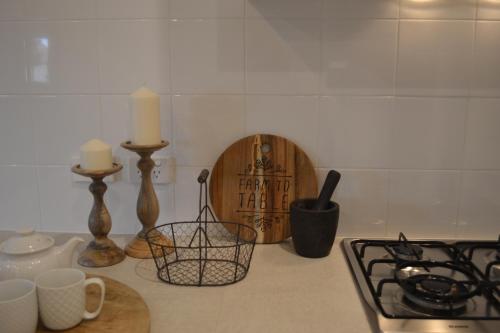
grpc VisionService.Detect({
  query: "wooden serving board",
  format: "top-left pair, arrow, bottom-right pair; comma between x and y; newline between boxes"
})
210,134 -> 317,243
37,274 -> 150,333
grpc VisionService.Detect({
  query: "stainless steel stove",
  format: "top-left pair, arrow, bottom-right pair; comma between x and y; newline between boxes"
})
343,233 -> 500,333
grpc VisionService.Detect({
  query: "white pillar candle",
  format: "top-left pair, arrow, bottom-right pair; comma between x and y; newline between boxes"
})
130,86 -> 161,145
80,139 -> 113,171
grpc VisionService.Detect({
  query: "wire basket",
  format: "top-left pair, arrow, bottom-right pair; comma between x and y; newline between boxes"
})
146,169 -> 257,286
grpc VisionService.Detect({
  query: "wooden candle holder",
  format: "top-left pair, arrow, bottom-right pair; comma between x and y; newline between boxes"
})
71,163 -> 125,267
120,140 -> 173,258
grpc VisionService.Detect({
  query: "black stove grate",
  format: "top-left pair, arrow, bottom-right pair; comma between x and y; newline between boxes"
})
350,235 -> 500,320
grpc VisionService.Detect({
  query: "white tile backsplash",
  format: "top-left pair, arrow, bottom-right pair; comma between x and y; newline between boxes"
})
400,0 -> 476,19
0,166 -> 40,231
389,97 -> 467,169
321,19 -> 397,95
0,96 -> 35,165
323,0 -> 399,19
478,0 -> 500,20
0,0 -> 25,20
37,166 -> 90,232
172,95 -> 245,166
170,0 -> 244,18
170,19 -> 244,93
472,21 -> 500,97
322,168 -> 388,237
318,96 -> 394,168
25,21 -> 99,94
32,95 -> 100,165
246,0 -> 323,19
97,0 -> 168,19
458,171 -> 500,239
98,20 -> 170,94
397,20 -> 474,97
245,95 -> 319,164
387,171 -> 461,239
464,98 -> 500,170
0,22 -> 28,93
246,19 -> 321,94
0,0 -> 499,239
24,0 -> 97,20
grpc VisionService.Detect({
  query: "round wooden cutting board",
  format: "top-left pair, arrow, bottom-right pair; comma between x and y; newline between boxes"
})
37,274 -> 150,333
210,134 -> 317,243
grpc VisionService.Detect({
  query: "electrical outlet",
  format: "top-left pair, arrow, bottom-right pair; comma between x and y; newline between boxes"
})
128,156 -> 175,184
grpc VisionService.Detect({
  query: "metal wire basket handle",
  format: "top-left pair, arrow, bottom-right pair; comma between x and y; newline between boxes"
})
187,169 -> 216,259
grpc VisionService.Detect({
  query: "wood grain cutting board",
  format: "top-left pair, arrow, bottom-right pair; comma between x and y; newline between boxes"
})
210,134 -> 317,243
37,274 -> 150,333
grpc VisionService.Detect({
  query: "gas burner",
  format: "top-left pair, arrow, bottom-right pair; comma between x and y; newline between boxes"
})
402,294 -> 468,316
389,243 -> 424,261
402,275 -> 469,312
387,232 -> 424,261
394,261 -> 480,314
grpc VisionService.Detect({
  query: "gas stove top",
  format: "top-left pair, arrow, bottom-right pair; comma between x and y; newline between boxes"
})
343,233 -> 500,333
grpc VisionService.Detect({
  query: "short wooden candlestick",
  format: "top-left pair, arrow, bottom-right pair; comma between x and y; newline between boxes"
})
120,140 -> 173,258
71,163 -> 125,267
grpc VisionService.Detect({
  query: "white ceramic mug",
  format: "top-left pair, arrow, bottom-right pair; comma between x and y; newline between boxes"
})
35,268 -> 105,330
0,279 -> 38,333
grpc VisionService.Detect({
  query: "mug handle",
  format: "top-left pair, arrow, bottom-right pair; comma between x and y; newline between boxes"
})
83,277 -> 106,320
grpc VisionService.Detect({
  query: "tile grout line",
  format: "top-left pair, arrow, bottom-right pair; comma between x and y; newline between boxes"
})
393,0 -> 402,96
166,2 -> 177,221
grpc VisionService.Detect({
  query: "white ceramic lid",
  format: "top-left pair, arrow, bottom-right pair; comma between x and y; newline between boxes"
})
0,228 -> 54,255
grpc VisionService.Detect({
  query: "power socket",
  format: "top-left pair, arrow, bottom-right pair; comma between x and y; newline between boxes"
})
128,156 -> 175,184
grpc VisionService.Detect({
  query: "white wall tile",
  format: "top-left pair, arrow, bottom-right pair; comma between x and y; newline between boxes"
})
98,20 -> 170,94
323,0 -> 398,19
0,96 -> 35,165
246,0 -> 322,18
318,96 -> 394,168
0,0 -> 25,20
37,166 -> 92,232
97,0 -> 168,19
175,166 -> 211,221
400,0 -> 476,19
0,166 -> 40,231
322,19 -> 397,95
0,0 -> 499,239
387,171 -> 460,238
246,19 -> 320,94
245,95 -> 319,164
24,0 -> 97,20
0,22 -> 27,93
24,21 -> 99,94
472,22 -> 500,97
397,21 -> 474,96
478,0 -> 500,20
464,98 -> 500,169
170,19 -> 244,93
390,97 -> 467,169
172,95 -> 245,166
170,0 -> 244,18
458,171 -> 500,239
100,94 -> 172,156
319,169 -> 388,238
32,95 -> 100,165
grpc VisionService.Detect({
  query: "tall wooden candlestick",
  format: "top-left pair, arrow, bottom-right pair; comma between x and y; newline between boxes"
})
71,163 -> 125,267
121,140 -> 173,258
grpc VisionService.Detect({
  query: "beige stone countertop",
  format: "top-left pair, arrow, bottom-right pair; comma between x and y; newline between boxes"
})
0,232 -> 373,333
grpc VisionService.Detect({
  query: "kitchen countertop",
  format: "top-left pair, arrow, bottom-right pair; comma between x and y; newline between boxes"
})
0,232 -> 373,333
